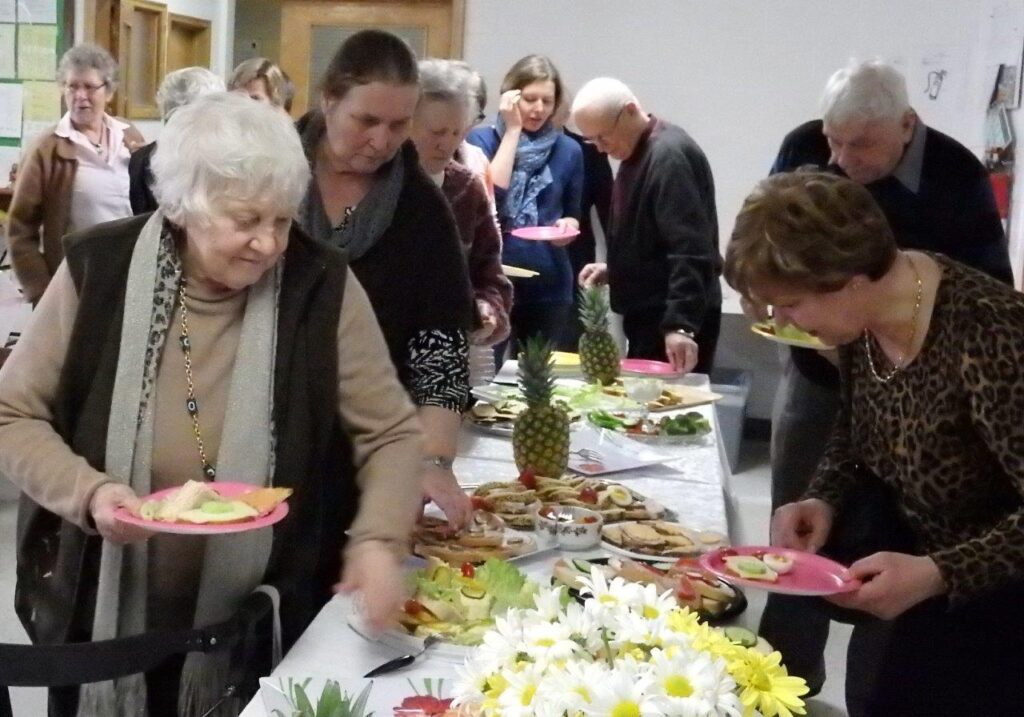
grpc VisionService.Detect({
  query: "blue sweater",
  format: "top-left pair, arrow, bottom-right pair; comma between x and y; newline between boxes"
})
467,126 -> 583,305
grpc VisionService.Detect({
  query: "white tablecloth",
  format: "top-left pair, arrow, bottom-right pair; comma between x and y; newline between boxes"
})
239,374 -> 732,716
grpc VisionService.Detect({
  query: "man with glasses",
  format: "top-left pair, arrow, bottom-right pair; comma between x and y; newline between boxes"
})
573,77 -> 721,374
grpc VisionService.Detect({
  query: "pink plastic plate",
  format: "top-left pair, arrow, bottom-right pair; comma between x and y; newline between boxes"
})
699,546 -> 861,596
510,226 -> 581,241
114,482 -> 289,535
620,358 -> 680,376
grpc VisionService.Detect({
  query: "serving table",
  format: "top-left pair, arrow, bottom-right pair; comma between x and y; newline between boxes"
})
239,373 -> 732,716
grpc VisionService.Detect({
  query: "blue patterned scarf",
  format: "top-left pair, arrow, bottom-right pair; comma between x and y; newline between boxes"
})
495,115 -> 558,229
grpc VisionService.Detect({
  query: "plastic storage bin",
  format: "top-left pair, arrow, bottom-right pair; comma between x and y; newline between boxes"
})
710,368 -> 752,473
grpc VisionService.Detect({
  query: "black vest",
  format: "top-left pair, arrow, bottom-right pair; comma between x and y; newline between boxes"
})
16,214 -> 358,650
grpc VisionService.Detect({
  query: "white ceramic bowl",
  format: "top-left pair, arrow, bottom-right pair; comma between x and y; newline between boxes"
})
534,504 -> 604,550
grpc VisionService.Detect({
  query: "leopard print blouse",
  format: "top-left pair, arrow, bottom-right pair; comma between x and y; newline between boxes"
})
806,255 -> 1024,604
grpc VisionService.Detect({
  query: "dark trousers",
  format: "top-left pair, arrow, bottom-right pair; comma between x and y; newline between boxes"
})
758,355 -> 839,693
501,302 -> 573,360
621,306 -> 721,375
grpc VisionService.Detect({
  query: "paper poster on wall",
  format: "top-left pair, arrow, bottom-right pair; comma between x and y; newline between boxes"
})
17,24 -> 57,80
0,24 -> 15,76
15,0 -> 57,24
21,119 -> 51,146
22,79 -> 59,121
0,83 -> 24,138
0,0 -> 14,24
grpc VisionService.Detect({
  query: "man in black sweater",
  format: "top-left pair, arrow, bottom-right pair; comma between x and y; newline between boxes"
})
572,77 -> 721,374
758,59 -> 1010,715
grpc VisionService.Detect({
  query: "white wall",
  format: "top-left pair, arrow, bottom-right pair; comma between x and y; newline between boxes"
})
464,0 -> 1024,310
74,0 -> 236,141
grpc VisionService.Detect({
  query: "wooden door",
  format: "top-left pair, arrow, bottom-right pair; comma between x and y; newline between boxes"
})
280,0 -> 465,117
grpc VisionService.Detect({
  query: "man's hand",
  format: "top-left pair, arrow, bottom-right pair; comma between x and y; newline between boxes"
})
422,465 -> 472,529
770,498 -> 834,553
89,483 -> 153,544
578,262 -> 608,288
825,552 -> 947,620
336,540 -> 406,632
551,217 -> 580,246
498,90 -> 523,131
663,332 -> 699,373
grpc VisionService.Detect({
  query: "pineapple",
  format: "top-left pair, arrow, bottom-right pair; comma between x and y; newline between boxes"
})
512,337 -> 570,478
578,286 -> 620,385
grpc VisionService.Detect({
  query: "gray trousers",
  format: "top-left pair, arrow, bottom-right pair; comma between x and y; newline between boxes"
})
758,354 -> 888,716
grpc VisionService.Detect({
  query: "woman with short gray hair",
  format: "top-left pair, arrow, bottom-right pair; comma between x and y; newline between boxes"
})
7,43 -> 144,304
0,92 -> 422,716
130,67 -> 226,214
411,59 -> 513,378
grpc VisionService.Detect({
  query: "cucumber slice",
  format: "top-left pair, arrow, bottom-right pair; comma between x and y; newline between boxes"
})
572,559 -> 594,573
724,626 -> 758,648
460,582 -> 487,600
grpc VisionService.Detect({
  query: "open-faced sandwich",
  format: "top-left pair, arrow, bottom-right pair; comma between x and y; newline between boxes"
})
137,480 -> 292,524
412,510 -> 535,564
553,555 -> 745,622
602,520 -> 728,557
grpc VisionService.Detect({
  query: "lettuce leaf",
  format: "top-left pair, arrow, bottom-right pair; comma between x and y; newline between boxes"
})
474,559 -> 537,614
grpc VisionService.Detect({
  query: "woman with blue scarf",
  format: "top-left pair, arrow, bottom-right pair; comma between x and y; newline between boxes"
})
467,55 -> 583,356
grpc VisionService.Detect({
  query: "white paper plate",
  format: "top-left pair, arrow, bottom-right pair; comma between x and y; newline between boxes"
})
568,425 -> 673,476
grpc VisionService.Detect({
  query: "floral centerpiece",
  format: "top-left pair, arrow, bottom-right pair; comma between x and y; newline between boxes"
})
453,570 -> 808,717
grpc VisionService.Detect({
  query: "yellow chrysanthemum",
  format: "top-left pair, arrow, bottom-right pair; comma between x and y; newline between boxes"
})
666,607 -> 701,634
729,649 -> 809,717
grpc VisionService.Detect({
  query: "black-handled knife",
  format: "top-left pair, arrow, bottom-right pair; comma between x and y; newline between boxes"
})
362,633 -> 441,678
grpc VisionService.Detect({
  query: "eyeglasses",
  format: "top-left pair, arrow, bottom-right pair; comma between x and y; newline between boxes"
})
63,81 -> 108,95
582,104 -> 626,146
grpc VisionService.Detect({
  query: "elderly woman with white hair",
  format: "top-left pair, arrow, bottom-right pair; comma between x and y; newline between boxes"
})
129,66 -> 225,214
0,93 -> 422,716
7,43 -> 145,304
410,59 -> 513,373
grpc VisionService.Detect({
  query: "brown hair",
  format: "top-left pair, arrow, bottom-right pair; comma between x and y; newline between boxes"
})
321,29 -> 419,101
500,55 -> 564,109
725,170 -> 897,300
229,57 -> 288,108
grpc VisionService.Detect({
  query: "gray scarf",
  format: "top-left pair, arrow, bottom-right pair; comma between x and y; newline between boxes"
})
78,211 -> 280,716
297,119 -> 406,261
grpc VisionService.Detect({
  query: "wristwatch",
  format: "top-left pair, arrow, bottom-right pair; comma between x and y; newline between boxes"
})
424,455 -> 455,471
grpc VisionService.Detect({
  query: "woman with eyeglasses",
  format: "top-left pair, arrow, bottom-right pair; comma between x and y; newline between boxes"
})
466,55 -> 583,356
7,43 -> 144,304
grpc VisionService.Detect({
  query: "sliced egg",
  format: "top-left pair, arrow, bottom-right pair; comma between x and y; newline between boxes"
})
606,485 -> 634,507
762,552 -> 795,575
177,500 -> 259,524
723,555 -> 778,582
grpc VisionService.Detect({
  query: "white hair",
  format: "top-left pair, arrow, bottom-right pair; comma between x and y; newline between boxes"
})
419,58 -> 471,113
156,67 -> 226,121
152,92 -> 311,226
571,77 -> 637,116
820,59 -> 910,125
57,43 -> 119,90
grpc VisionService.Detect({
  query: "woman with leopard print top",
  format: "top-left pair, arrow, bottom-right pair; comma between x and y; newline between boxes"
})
726,170 -> 1024,716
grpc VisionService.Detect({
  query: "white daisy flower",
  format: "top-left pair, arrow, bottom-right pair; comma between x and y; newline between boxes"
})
497,662 -> 551,717
584,664 -> 663,717
647,648 -> 742,717
532,585 -> 567,621
522,619 -> 581,663
554,659 -> 610,714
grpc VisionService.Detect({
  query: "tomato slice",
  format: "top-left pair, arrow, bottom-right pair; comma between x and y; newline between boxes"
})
404,599 -> 425,615
470,495 -> 489,511
579,486 -> 599,504
460,562 -> 475,578
518,469 -> 537,489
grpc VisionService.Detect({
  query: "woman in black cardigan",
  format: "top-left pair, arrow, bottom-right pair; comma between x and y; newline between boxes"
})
296,30 -> 475,527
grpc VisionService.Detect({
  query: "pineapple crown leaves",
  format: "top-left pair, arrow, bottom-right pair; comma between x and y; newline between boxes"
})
578,285 -> 611,332
517,335 -> 557,407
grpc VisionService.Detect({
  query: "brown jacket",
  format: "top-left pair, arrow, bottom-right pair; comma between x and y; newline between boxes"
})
6,121 -> 144,303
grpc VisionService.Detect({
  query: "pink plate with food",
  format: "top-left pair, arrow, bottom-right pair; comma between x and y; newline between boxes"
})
114,481 -> 290,535
699,546 -> 861,596
510,226 -> 581,241
620,358 -> 680,376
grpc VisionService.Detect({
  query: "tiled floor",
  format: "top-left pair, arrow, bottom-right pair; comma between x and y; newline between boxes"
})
0,440 -> 851,716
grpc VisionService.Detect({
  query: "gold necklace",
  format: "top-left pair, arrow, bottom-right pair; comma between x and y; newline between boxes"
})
863,255 -> 923,383
178,278 -> 216,479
